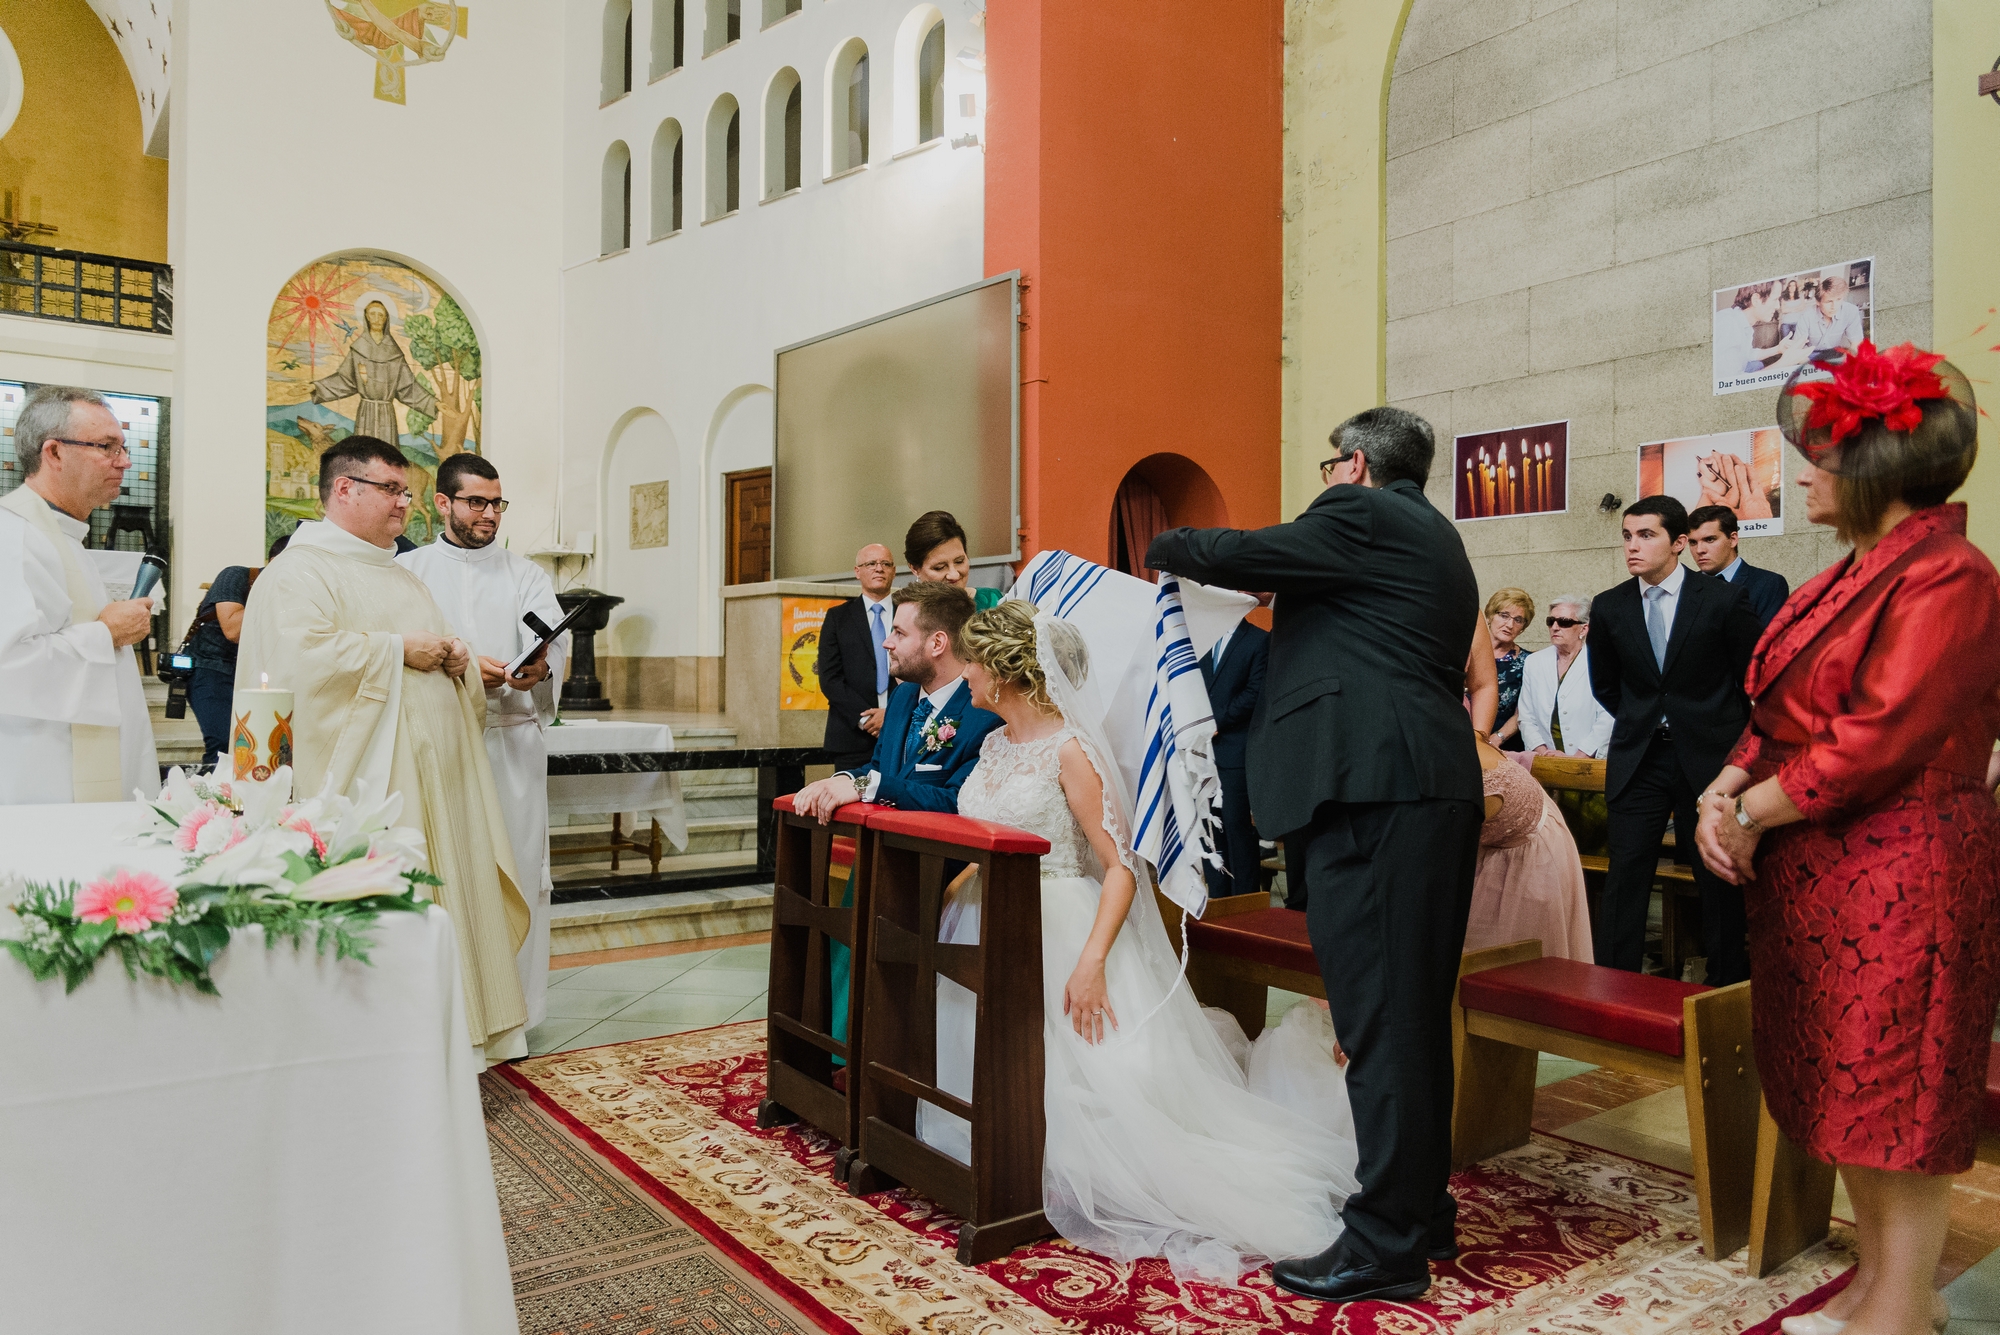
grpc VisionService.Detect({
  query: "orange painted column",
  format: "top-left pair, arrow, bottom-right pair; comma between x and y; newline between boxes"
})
985,0 -> 1285,566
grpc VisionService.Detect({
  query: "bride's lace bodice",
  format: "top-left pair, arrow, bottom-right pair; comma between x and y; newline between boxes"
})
957,727 -> 1099,878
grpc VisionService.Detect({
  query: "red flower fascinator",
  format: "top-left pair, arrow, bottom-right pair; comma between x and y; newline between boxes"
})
1777,341 -> 1975,475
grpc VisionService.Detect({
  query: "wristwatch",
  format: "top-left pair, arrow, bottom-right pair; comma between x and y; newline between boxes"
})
1733,796 -> 1763,834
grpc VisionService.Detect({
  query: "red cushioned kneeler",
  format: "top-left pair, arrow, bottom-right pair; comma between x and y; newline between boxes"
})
1185,906 -> 1317,978
1457,956 -> 1708,1057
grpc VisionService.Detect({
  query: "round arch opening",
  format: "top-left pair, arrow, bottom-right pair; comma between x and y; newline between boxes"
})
1106,452 -> 1228,578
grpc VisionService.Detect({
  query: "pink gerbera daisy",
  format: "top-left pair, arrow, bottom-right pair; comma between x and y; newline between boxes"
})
74,870 -> 178,934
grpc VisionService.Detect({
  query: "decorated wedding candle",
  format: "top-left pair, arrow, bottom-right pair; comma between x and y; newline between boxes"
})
231,672 -> 295,781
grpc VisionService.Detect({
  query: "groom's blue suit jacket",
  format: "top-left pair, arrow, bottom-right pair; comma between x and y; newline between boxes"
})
846,679 -> 1001,812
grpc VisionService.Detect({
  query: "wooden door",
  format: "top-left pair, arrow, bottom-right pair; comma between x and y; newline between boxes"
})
725,467 -> 772,585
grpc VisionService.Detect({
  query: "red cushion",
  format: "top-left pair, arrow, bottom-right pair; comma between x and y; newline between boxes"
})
1458,957 -> 1707,1058
771,795 -> 875,829
1985,1043 -> 2000,1132
865,808 -> 1051,855
831,835 -> 856,868
1186,907 -> 1318,977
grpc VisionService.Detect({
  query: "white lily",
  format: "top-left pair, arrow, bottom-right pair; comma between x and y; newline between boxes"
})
317,779 -> 427,870
133,767 -> 203,842
291,852 -> 410,902
234,766 -> 295,830
184,824 -> 309,892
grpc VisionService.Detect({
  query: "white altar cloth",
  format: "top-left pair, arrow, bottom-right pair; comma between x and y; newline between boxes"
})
544,718 -> 690,849
0,803 -> 519,1335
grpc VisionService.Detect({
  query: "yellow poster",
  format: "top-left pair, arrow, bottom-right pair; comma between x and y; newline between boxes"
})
780,596 -> 844,710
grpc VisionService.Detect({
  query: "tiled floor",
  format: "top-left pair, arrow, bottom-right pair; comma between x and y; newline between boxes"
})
526,943 -> 770,1055
526,951 -> 2000,1320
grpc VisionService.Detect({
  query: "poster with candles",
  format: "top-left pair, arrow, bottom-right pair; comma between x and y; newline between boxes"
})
1454,420 -> 1569,522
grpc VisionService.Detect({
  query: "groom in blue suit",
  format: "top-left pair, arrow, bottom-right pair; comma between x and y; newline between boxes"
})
792,580 -> 1002,1046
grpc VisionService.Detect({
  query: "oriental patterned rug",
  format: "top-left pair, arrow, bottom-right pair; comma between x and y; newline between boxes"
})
495,1022 -> 1857,1335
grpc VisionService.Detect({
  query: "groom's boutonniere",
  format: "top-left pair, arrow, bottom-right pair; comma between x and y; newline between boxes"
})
919,715 -> 959,755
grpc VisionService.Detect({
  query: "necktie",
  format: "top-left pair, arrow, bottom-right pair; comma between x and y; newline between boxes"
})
1645,585 -> 1670,672
869,602 -> 889,695
906,696 -> 935,766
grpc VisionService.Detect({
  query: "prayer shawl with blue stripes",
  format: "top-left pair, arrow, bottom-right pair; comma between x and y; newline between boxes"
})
1008,550 -> 1252,918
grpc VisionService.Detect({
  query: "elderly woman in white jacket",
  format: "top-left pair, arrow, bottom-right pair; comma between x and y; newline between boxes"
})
1517,594 -> 1615,758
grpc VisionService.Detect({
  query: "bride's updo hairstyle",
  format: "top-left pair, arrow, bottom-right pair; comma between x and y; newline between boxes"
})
962,599 -> 1089,712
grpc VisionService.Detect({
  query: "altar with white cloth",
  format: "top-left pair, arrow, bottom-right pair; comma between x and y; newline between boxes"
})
544,718 -> 690,873
0,803 -> 518,1335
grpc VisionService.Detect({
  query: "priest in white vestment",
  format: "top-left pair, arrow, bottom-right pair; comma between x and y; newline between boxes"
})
399,454 -> 568,1031
0,386 -> 158,804
237,435 -> 532,1058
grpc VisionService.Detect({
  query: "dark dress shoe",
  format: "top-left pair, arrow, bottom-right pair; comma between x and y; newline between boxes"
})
1272,1240 -> 1429,1303
1427,1238 -> 1458,1262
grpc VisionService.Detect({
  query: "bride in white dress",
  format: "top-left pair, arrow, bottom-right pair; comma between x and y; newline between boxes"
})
914,600 -> 1360,1285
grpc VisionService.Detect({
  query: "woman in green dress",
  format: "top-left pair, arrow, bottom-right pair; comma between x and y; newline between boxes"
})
905,509 -> 1002,610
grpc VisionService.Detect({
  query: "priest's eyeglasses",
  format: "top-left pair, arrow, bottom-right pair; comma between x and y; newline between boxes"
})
53,437 -> 131,461
348,476 -> 415,502
448,495 -> 510,513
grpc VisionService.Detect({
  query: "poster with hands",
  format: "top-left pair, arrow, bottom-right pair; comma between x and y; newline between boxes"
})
1638,427 -> 1784,536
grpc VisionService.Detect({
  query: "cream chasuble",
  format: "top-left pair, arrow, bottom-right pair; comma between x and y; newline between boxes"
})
399,535 -> 568,1031
238,519 -> 531,1055
0,486 -> 157,804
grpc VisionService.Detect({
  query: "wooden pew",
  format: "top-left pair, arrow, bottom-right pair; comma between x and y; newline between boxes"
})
847,808 -> 1054,1265
1453,940 -> 1760,1262
759,797 -> 877,1174
1167,890 -> 1321,1040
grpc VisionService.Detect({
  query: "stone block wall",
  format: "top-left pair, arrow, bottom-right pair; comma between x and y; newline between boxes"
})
1384,0 -> 1933,643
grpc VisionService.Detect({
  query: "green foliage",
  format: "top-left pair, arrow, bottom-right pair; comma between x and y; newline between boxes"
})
2,877 -> 431,997
401,295 -> 481,382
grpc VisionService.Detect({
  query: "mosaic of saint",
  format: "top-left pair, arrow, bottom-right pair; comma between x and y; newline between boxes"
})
265,254 -> 483,550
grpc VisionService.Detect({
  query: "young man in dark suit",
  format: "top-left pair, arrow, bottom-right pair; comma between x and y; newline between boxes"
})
1199,619 -> 1269,900
816,542 -> 899,770
1149,405 -> 1483,1305
1686,505 -> 1790,630
1590,496 -> 1762,985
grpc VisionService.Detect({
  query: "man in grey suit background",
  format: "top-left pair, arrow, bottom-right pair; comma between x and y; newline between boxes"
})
1148,405 -> 1482,1305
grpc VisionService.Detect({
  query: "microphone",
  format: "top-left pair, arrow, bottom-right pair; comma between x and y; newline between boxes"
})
130,554 -> 167,601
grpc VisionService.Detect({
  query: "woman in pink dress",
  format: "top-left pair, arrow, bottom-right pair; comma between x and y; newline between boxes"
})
1464,739 -> 1592,960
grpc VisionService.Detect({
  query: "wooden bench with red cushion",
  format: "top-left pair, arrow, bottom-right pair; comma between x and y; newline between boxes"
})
1453,940 -> 1763,1266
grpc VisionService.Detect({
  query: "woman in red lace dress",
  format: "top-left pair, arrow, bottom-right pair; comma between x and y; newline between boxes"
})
1698,344 -> 2000,1335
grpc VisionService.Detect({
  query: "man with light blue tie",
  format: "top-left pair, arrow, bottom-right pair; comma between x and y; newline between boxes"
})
1589,496 -> 1760,984
816,542 -> 899,770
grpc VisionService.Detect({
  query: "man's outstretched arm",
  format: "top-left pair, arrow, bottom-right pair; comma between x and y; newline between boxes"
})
1147,507 -> 1353,592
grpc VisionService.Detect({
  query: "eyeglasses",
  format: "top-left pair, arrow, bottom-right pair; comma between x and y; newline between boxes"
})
346,475 -> 414,502
53,437 -> 130,462
1491,611 -> 1528,625
1547,616 -> 1587,629
449,495 -> 509,513
1318,452 -> 1356,479
855,560 -> 895,571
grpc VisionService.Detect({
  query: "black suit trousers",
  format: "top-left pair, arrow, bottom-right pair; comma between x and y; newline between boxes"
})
1600,736 -> 1749,985
1303,797 -> 1481,1269
1204,764 -> 1262,901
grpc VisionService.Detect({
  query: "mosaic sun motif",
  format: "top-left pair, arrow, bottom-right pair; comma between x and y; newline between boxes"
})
326,1 -> 469,104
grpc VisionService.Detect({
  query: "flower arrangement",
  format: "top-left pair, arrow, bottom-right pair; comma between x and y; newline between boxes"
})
919,713 -> 960,755
1785,340 -> 1949,452
2,767 -> 436,996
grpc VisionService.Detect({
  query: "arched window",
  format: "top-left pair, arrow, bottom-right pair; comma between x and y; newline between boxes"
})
917,17 -> 945,143
761,0 -> 801,26
601,0 -> 633,102
705,95 -> 741,219
601,140 -> 632,254
704,0 -> 740,55
651,119 -> 684,236
650,0 -> 684,77
763,68 -> 802,199
827,39 -> 869,175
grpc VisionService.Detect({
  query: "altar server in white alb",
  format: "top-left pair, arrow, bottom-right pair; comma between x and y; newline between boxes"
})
400,453 -> 568,1030
0,386 -> 158,804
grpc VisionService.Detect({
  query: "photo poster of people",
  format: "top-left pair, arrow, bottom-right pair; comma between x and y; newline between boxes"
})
1712,256 -> 1874,396
1453,420 -> 1569,522
1637,427 -> 1785,536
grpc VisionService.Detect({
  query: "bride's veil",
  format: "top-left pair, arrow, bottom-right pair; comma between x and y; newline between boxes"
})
1033,613 -> 1193,1026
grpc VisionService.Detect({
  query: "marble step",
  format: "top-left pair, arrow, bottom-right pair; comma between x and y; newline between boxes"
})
549,882 -> 772,959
